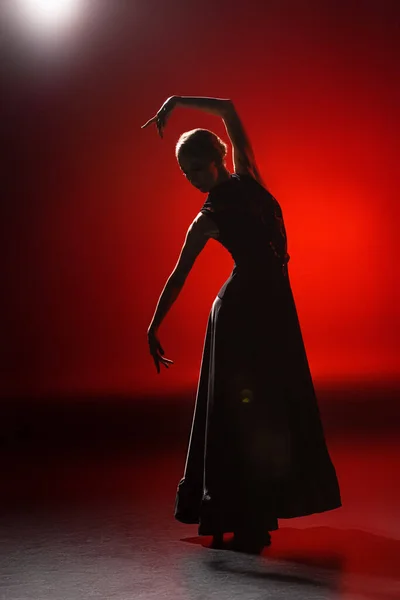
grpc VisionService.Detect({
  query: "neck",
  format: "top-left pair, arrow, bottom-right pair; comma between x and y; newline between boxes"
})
214,165 -> 231,187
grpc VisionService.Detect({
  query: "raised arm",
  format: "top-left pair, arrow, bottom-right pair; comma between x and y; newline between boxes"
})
176,97 -> 264,185
142,96 -> 265,186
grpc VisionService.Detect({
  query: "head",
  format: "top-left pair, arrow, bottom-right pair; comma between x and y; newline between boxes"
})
175,128 -> 229,193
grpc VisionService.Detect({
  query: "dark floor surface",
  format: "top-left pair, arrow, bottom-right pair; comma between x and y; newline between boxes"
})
0,380 -> 399,600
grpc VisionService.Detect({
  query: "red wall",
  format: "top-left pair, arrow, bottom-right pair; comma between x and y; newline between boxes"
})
2,0 -> 398,398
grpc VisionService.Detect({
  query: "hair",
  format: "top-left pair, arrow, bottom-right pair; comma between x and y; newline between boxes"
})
175,128 -> 228,165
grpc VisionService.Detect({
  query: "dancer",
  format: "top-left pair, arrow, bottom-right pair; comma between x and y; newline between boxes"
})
142,96 -> 342,553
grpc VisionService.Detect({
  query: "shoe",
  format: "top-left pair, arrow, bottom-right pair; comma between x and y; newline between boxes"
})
232,529 -> 271,554
210,533 -> 224,548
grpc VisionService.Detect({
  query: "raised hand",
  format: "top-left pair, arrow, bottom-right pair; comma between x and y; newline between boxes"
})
141,96 -> 177,139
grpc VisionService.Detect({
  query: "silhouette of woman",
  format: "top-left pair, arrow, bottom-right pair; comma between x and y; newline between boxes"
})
142,96 -> 342,553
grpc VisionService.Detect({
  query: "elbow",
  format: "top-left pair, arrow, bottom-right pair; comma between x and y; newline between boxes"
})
223,99 -> 235,115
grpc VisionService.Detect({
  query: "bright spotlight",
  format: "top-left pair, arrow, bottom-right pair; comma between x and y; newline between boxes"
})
11,0 -> 84,39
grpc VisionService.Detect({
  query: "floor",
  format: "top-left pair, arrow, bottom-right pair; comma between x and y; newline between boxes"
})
0,382 -> 399,600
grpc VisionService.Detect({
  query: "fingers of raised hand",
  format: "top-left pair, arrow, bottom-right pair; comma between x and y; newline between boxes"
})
157,108 -> 170,137
141,115 -> 158,129
156,117 -> 164,139
143,106 -> 170,135
141,114 -> 164,138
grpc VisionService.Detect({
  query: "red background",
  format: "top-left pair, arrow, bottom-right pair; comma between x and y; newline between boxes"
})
1,0 -> 398,400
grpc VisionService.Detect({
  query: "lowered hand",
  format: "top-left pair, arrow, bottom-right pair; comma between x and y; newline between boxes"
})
147,328 -> 174,374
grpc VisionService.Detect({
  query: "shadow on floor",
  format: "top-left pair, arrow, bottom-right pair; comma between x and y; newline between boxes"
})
182,526 -> 399,579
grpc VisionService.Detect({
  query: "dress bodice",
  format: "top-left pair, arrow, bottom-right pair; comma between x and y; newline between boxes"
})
200,173 -> 290,279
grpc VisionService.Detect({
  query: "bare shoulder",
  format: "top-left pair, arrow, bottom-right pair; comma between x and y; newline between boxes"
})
190,211 -> 219,239
234,164 -> 265,188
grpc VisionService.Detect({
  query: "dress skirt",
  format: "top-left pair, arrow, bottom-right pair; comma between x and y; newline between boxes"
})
174,266 -> 342,536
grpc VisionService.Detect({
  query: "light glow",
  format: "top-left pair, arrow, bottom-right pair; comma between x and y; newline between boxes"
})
12,0 -> 83,38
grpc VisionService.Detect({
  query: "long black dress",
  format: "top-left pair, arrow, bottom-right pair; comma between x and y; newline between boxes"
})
174,173 -> 342,536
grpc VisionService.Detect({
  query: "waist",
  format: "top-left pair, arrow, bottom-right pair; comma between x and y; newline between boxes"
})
233,259 -> 289,278
218,262 -> 290,299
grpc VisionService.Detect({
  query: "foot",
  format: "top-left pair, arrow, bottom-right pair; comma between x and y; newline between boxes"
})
210,533 -> 224,548
232,530 -> 271,554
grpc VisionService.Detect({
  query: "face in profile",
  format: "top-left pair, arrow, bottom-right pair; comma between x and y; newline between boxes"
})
178,154 -> 219,193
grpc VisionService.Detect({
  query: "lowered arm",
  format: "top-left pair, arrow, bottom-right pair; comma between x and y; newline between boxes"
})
148,213 -> 216,333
